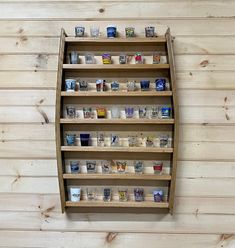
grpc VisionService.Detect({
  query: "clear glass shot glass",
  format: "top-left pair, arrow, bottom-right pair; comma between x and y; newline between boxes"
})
90,26 -> 100,37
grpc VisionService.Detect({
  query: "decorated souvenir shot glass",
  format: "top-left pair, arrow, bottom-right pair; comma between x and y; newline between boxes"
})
80,133 -> 90,146
153,189 -> 163,202
145,26 -> 155,37
85,54 -> 95,64
90,26 -> 100,37
66,134 -> 76,146
83,107 -> 94,119
110,134 -> 120,147
116,161 -> 127,173
125,27 -> 135,38
134,52 -> 143,64
96,107 -> 106,119
140,80 -> 150,91
65,79 -> 76,91
70,51 -> 79,64
139,107 -> 147,119
111,81 -> 120,91
75,26 -> 85,37
126,81 -> 136,91
66,106 -> 76,118
96,79 -> 106,92
107,25 -> 117,38
102,53 -> 112,64
155,78 -> 166,91
103,188 -> 112,202
86,188 -> 97,200
125,107 -> 135,118
69,161 -> 80,174
159,135 -> 169,148
134,188 -> 144,202
69,187 -> 81,202
101,160 -> 112,174
161,106 -> 171,119
118,188 -> 128,202
128,135 -> 138,147
119,54 -> 127,64
97,132 -> 105,147
153,52 -> 161,64
151,106 -> 160,119
146,136 -> 154,147
153,161 -> 163,175
86,161 -> 96,173
134,161 -> 144,174
79,81 -> 88,91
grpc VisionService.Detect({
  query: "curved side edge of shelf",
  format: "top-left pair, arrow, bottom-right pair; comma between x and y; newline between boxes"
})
166,28 -> 179,214
56,28 -> 67,213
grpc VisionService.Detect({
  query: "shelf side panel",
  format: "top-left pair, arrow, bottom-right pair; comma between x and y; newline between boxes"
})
56,28 -> 67,213
165,28 -> 179,214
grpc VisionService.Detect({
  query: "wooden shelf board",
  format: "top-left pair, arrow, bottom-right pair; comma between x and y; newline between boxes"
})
63,173 -> 171,180
61,91 -> 173,97
65,37 -> 166,43
66,201 -> 169,208
61,146 -> 173,153
60,118 -> 174,124
63,64 -> 170,70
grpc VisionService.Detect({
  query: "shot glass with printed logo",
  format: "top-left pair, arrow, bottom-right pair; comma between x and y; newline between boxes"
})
86,188 -> 97,201
153,189 -> 163,202
145,26 -> 155,37
66,134 -> 76,146
134,188 -> 144,202
75,26 -> 85,37
118,188 -> 128,202
103,188 -> 112,202
153,161 -> 163,175
101,160 -> 112,174
86,161 -> 96,173
66,106 -> 76,118
69,187 -> 81,202
69,161 -> 80,174
134,161 -> 144,174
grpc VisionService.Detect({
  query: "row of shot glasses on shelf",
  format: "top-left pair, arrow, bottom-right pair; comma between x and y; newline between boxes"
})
65,132 -> 172,148
68,187 -> 167,203
75,25 -> 157,38
65,78 -> 170,92
65,105 -> 172,120
66,52 -> 166,65
66,160 -> 169,175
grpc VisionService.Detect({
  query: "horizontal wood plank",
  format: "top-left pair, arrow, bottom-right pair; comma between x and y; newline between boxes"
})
0,1 -> 235,19
0,231 -> 225,248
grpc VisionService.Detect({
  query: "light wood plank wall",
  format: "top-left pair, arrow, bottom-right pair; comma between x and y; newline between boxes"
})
0,1 -> 235,247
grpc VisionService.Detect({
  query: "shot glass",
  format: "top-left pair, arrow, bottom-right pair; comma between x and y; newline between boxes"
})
119,54 -> 127,64
83,107 -> 93,119
134,52 -> 143,64
125,27 -> 135,38
65,79 -> 76,91
125,107 -> 135,118
111,81 -> 120,91
80,133 -> 90,146
146,136 -> 154,147
85,54 -> 95,64
110,134 -> 120,147
86,161 -> 96,173
159,135 -> 169,148
161,107 -> 171,119
69,161 -> 80,174
153,161 -> 163,175
151,106 -> 160,119
103,188 -> 112,202
139,107 -> 147,119
75,26 -> 85,37
107,25 -> 117,38
128,135 -> 138,147
96,107 -> 106,119
70,51 -> 79,64
97,132 -> 105,147
101,160 -> 112,174
153,52 -> 161,64
86,188 -> 97,201
155,78 -> 166,91
118,189 -> 128,202
96,79 -> 106,92
79,81 -> 88,91
145,26 -> 155,37
90,26 -> 100,37
111,106 -> 120,119
153,189 -> 163,202
134,161 -> 144,174
140,80 -> 150,91
126,81 -> 136,91
134,188 -> 144,202
66,106 -> 76,118
102,53 -> 112,64
116,161 -> 127,174
69,187 -> 81,202
66,134 -> 76,146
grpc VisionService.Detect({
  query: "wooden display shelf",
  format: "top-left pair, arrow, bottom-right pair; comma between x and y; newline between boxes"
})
60,118 -> 175,124
66,201 -> 169,208
63,173 -> 171,180
56,28 -> 178,213
63,64 -> 170,70
61,146 -> 173,153
61,91 -> 172,97
65,37 -> 167,43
